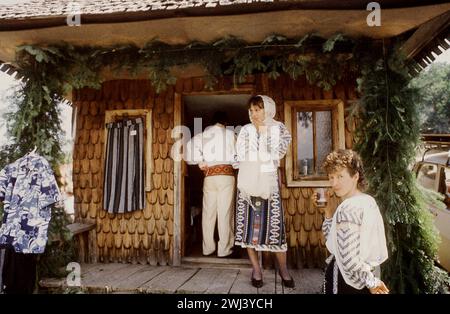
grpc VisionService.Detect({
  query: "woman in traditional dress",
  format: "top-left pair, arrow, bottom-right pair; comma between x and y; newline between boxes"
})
317,149 -> 389,294
234,95 -> 294,288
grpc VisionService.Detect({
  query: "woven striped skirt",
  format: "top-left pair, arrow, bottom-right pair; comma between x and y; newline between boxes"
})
103,117 -> 145,213
234,188 -> 287,252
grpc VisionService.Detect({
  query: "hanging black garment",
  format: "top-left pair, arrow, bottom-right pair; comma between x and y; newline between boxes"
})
1,247 -> 37,294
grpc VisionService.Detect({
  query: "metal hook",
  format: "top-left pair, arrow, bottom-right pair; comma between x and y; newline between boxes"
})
29,146 -> 37,155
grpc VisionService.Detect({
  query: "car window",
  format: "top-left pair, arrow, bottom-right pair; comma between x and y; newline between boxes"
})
438,167 -> 449,194
445,168 -> 450,193
417,163 -> 437,190
440,167 -> 450,209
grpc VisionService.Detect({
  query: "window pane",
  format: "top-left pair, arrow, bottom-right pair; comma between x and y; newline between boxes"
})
297,112 -> 313,176
417,163 -> 437,190
445,167 -> 450,209
316,111 -> 332,174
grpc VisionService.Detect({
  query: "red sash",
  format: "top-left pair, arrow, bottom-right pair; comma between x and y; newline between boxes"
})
203,164 -> 235,177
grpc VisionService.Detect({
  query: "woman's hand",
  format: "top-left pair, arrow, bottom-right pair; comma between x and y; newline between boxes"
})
257,125 -> 268,134
369,281 -> 389,294
312,190 -> 334,218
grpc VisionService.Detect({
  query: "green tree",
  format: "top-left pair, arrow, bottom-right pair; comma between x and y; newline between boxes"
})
410,62 -> 450,133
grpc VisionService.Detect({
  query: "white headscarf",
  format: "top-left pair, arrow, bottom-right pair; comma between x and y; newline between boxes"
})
248,95 -> 277,127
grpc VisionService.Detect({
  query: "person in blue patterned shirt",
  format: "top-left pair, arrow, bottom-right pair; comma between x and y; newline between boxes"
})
0,152 -> 61,293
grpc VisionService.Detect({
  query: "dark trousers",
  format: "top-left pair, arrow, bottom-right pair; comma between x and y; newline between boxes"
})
324,258 -> 371,294
1,247 -> 37,294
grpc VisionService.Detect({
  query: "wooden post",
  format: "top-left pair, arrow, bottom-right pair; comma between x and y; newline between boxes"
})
172,92 -> 182,266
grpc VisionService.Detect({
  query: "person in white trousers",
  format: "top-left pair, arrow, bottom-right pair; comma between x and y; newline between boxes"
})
185,111 -> 237,257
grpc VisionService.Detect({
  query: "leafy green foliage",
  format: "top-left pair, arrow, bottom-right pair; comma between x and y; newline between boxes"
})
38,205 -> 76,278
355,45 -> 450,293
409,62 -> 450,133
8,34 -> 360,99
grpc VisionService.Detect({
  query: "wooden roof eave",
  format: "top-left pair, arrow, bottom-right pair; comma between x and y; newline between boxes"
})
1,0 -> 449,31
0,3 -> 449,66
400,10 -> 450,75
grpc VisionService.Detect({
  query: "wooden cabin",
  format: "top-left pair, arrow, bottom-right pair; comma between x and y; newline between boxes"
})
0,1 -> 449,269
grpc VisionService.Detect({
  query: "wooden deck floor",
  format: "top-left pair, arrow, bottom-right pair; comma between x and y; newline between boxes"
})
40,259 -> 324,294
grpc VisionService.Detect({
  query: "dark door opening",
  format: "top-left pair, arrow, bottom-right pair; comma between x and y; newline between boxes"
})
183,94 -> 251,258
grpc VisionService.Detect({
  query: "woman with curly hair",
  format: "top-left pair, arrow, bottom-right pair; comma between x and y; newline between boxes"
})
315,149 -> 389,294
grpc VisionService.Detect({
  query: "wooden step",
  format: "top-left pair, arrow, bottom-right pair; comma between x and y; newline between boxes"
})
181,256 -> 252,269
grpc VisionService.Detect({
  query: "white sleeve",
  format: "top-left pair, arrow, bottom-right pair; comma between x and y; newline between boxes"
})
236,126 -> 250,162
261,123 -> 291,161
185,133 -> 203,165
322,217 -> 333,241
227,131 -> 237,163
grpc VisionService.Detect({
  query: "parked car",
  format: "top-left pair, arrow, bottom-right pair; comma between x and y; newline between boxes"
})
413,135 -> 450,272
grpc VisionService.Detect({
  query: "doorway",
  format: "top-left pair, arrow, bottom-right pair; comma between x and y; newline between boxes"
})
182,94 -> 251,258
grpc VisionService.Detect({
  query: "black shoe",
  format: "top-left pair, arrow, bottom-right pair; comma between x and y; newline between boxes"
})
251,271 -> 263,288
203,251 -> 215,257
279,272 -> 295,288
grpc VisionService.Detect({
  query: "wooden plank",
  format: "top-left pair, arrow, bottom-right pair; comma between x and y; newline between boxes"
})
284,268 -> 324,294
91,264 -> 148,289
79,263 -> 103,275
229,268 -> 258,294
114,266 -> 169,291
337,101 -> 345,149
40,264 -> 322,294
182,256 -> 251,266
81,263 -> 130,287
173,92 -> 182,265
292,107 -> 299,180
81,262 -> 120,276
67,222 -> 96,235
257,269 -> 277,294
204,269 -> 240,294
284,102 -> 294,187
177,268 -> 229,294
140,267 -> 199,293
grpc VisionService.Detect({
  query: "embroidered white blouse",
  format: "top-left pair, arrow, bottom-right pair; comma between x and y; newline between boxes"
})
322,193 -> 388,289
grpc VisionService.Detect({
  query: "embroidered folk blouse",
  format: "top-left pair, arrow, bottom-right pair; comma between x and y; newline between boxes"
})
322,194 -> 388,290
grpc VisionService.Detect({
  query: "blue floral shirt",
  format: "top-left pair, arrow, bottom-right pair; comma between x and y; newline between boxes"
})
0,154 -> 61,254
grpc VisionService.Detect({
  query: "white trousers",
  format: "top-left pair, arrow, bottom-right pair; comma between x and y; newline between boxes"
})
202,175 -> 235,256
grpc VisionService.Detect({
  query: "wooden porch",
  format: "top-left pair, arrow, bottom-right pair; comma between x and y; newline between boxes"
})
39,258 -> 323,294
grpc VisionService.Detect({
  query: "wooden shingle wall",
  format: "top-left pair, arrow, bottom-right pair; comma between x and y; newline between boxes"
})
72,74 -> 357,267
73,80 -> 174,265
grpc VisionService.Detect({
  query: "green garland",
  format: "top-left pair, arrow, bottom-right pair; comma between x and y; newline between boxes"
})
354,43 -> 450,293
13,34 -> 358,94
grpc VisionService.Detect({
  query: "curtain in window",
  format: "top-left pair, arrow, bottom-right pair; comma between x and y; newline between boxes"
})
103,117 -> 145,213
